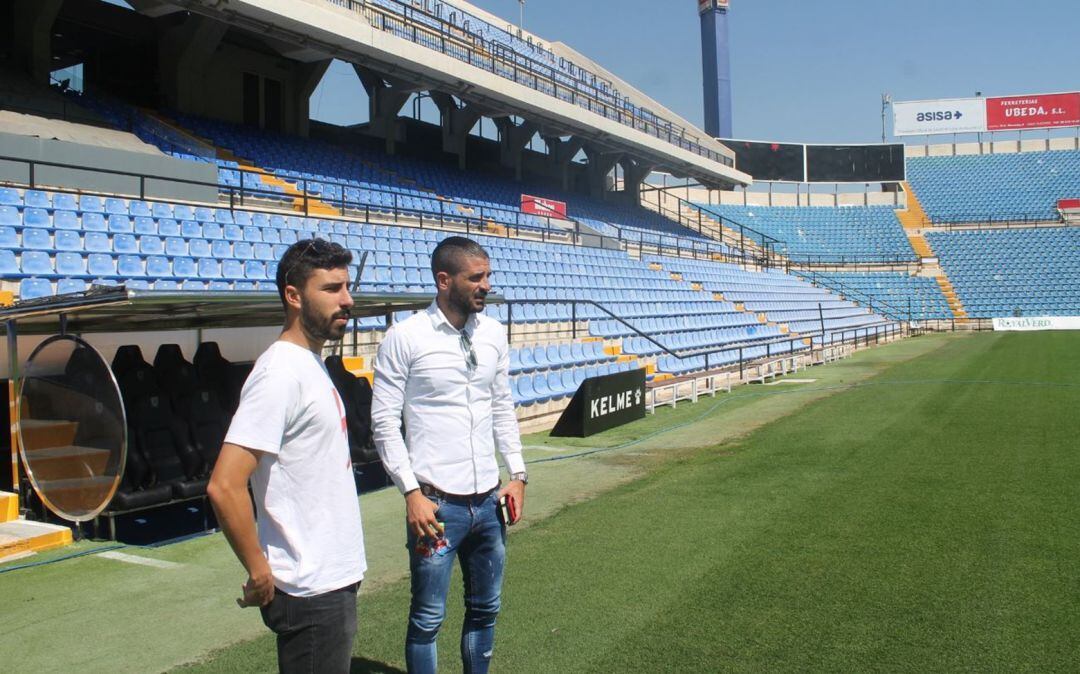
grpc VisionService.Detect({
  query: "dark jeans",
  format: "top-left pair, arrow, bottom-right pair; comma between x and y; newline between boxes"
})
405,489 -> 506,674
260,582 -> 360,674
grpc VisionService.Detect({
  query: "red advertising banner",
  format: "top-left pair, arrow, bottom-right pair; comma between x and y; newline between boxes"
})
521,194 -> 567,220
986,92 -> 1080,131
1058,198 -> 1080,211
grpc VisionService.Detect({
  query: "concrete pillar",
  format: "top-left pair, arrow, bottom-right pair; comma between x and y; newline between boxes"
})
11,0 -> 63,84
583,144 -> 620,200
292,59 -> 331,138
494,117 -> 538,180
543,135 -> 585,192
430,92 -> 483,170
159,13 -> 228,114
354,67 -> 416,155
619,157 -> 656,206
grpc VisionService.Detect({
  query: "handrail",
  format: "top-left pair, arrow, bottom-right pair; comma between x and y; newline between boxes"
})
792,271 -> 917,321
329,0 -> 732,167
0,154 -> 743,264
643,189 -> 784,263
503,298 -> 901,374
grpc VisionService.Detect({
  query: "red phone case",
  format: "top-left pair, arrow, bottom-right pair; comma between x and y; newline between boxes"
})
499,494 -> 519,526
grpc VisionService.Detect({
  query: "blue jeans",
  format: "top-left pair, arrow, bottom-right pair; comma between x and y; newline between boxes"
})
405,489 -> 506,674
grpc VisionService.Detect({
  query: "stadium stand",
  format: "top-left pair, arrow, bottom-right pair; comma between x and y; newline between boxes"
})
794,272 -> 953,320
906,149 -> 1080,224
925,227 -> 1080,317
692,203 -> 915,262
326,0 -> 731,166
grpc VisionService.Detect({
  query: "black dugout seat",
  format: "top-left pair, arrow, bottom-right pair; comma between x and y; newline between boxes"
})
193,341 -> 243,414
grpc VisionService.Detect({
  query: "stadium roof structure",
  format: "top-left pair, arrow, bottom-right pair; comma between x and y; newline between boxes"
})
0,286 -> 471,335
136,0 -> 751,190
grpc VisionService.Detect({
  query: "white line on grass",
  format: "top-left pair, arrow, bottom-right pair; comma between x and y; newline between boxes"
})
98,551 -> 183,569
764,378 -> 818,386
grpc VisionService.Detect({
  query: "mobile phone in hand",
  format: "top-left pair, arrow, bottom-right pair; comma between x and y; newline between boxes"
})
497,494 -> 519,526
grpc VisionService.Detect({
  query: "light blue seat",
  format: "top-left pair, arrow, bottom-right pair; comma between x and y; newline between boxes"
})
57,278 -> 87,294
0,250 -> 16,275
56,252 -> 86,276
19,278 -> 53,299
82,213 -> 107,232
22,228 -> 52,250
21,250 -> 53,275
23,208 -> 50,228
113,234 -> 138,254
24,191 -> 51,208
52,210 -> 79,230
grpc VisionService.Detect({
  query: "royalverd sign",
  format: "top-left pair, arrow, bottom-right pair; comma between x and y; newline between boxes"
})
992,316 -> 1080,331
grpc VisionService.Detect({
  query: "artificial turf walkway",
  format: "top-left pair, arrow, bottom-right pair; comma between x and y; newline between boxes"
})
6,332 -> 1079,671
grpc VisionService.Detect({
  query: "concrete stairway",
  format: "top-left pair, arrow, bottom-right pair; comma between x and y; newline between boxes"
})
897,183 -> 968,320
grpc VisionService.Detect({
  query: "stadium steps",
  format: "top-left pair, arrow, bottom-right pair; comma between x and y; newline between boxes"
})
160,113 -> 342,216
895,185 -> 934,258
0,492 -> 73,562
897,184 -> 967,319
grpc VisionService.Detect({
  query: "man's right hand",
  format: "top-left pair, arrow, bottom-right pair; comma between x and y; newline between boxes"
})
406,489 -> 442,539
237,563 -> 275,608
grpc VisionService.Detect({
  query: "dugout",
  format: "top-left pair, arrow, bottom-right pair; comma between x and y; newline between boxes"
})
0,285 -> 456,542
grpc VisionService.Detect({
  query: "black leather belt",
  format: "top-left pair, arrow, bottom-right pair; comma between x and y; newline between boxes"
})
420,483 -> 496,502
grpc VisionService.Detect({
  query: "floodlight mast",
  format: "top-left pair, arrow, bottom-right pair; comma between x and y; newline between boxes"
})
699,0 -> 733,138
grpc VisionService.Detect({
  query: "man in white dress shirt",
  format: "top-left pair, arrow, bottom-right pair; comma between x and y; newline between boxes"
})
371,236 -> 527,674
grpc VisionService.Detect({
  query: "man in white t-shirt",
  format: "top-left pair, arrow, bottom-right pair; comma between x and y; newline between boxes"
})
208,238 -> 366,674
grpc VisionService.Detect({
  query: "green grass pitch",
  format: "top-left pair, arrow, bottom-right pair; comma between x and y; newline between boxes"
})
5,332 -> 1080,672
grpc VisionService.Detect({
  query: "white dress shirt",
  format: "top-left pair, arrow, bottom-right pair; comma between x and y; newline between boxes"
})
371,301 -> 526,495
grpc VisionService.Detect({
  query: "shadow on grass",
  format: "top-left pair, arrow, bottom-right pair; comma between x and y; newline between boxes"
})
350,657 -> 405,673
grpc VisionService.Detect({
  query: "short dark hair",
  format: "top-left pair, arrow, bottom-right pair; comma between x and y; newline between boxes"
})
276,238 -> 352,305
431,236 -> 489,279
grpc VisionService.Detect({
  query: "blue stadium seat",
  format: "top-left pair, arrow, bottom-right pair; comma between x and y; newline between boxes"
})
22,228 -> 51,250
87,253 -> 116,277
118,255 -> 145,278
24,190 -> 51,208
57,278 -> 87,295
0,250 -> 17,275
19,278 -> 53,299
84,232 -> 111,253
53,210 -> 79,230
20,251 -> 53,275
56,252 -> 86,276
22,208 -> 50,228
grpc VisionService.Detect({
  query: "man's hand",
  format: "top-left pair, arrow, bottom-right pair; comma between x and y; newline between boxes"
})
406,489 -> 442,539
238,561 -> 275,608
498,479 -> 526,524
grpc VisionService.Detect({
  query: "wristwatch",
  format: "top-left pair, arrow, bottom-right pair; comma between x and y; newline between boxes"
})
510,472 -> 528,485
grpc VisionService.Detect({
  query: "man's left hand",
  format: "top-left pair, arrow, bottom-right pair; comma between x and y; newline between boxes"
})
498,479 -> 526,524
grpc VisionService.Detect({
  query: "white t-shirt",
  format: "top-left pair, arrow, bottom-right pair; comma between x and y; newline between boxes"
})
224,340 -> 366,597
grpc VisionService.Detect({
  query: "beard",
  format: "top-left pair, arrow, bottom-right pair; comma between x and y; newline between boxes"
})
300,303 -> 350,342
449,282 -> 486,316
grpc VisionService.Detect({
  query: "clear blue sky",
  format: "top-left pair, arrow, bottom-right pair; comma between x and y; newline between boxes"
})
313,0 -> 1080,143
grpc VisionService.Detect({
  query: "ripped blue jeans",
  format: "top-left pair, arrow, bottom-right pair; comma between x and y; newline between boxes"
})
405,488 -> 506,674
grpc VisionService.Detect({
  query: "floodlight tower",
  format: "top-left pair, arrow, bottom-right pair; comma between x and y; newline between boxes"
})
699,0 -> 733,138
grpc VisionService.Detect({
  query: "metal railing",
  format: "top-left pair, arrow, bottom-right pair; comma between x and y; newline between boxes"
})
0,155 -> 747,264
329,0 -> 732,167
502,298 -> 902,380
793,271 -> 936,322
639,186 -> 783,264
